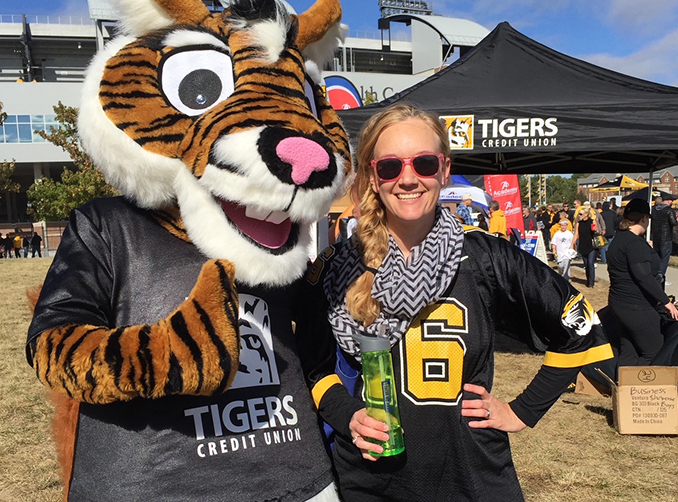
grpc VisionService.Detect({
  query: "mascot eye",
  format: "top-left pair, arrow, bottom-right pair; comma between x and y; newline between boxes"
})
160,49 -> 234,116
304,79 -> 319,119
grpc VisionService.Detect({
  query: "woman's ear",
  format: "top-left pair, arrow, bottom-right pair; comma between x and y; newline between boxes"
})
441,156 -> 451,186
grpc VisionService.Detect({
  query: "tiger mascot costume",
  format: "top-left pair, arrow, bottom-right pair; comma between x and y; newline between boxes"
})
26,0 -> 351,500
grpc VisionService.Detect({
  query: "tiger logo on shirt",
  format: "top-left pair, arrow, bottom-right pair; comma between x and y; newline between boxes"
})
562,293 -> 599,336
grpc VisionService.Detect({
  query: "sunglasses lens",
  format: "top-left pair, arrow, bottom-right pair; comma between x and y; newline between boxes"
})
412,154 -> 440,176
376,158 -> 403,181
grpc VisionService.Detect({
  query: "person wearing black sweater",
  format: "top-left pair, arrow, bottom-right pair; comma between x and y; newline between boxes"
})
607,198 -> 678,366
571,209 -> 596,287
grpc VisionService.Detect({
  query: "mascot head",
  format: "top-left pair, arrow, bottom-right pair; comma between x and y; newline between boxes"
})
79,0 -> 352,287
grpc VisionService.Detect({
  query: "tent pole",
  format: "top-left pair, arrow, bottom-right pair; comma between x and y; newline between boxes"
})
647,166 -> 654,242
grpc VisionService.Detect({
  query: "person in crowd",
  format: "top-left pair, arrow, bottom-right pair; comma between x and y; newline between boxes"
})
13,233 -> 22,258
616,205 -> 625,221
456,193 -> 474,226
599,201 -> 618,264
562,202 -> 573,223
569,200 -> 581,221
3,233 -> 11,258
551,220 -> 575,281
30,232 -> 42,258
577,201 -> 606,233
650,195 -> 676,285
550,210 -> 572,240
607,198 -> 678,366
297,104 -> 612,502
571,208 -> 597,287
522,205 -> 537,237
22,234 -> 30,258
539,204 -> 555,248
551,205 -> 562,226
488,199 -> 507,238
476,212 -> 489,231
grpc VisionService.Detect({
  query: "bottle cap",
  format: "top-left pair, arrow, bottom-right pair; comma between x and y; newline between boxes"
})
352,326 -> 390,353
356,334 -> 390,353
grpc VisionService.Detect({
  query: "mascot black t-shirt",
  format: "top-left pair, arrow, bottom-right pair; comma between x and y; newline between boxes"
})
29,198 -> 333,501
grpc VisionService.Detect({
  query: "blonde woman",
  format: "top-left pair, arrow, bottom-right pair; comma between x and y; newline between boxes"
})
298,104 -> 612,501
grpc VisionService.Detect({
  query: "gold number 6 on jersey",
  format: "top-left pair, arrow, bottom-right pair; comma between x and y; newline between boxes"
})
400,299 -> 467,405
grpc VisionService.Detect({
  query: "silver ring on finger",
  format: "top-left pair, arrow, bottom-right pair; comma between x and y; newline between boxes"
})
486,409 -> 491,419
352,435 -> 361,445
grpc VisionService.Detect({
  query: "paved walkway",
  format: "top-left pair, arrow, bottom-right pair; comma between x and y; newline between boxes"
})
584,261 -> 678,298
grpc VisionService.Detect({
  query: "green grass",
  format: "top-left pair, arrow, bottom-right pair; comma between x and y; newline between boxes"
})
1,257 -> 677,501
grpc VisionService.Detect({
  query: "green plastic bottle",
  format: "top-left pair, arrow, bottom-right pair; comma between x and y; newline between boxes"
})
355,333 -> 405,457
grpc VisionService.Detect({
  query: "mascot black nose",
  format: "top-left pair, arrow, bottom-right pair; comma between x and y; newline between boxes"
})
275,136 -> 330,185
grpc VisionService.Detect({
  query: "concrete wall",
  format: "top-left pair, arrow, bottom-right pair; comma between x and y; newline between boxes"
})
0,82 -> 81,163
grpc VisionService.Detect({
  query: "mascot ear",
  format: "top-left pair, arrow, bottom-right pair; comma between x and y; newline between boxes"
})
115,0 -> 210,37
295,0 -> 342,50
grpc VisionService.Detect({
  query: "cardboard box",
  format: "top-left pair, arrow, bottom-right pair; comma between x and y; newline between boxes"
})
575,371 -> 611,397
598,366 -> 678,435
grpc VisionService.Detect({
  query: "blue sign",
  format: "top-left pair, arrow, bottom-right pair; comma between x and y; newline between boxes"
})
520,235 -> 539,256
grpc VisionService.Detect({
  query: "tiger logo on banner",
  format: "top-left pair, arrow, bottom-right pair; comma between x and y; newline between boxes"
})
441,115 -> 474,150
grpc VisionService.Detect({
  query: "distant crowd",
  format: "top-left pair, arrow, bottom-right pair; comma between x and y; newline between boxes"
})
460,195 -> 678,369
0,231 -> 42,258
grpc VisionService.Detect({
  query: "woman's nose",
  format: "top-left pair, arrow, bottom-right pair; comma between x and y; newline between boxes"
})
398,163 -> 419,184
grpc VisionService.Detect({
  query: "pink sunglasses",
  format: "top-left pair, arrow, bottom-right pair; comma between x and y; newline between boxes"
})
371,152 -> 445,182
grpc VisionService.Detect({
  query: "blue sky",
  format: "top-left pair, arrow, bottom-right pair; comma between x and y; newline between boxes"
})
2,0 -> 677,86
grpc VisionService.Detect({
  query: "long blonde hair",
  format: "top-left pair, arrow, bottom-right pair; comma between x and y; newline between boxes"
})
346,103 -> 451,326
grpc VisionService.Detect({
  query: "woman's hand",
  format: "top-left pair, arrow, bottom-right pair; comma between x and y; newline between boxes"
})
348,408 -> 391,461
461,383 -> 527,433
665,301 -> 678,321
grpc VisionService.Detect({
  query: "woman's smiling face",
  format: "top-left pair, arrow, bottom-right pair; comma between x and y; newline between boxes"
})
369,118 -> 450,237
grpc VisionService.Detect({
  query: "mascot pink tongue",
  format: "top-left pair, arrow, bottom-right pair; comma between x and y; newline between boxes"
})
222,138 -> 331,249
220,199 -> 292,249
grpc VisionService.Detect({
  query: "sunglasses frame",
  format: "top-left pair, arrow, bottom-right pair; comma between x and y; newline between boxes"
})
371,152 -> 445,182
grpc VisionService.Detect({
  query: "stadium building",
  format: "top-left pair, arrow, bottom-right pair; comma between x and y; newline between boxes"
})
0,0 -> 489,230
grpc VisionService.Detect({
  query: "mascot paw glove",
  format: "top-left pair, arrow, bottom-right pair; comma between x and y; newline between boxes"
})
31,259 -> 240,404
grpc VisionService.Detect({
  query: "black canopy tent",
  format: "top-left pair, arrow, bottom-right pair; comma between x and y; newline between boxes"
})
338,22 -> 678,175
622,186 -> 675,202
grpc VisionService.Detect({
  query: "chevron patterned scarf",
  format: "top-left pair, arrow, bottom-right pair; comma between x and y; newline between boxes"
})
325,206 -> 464,357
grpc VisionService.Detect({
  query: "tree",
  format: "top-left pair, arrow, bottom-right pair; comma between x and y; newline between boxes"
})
363,93 -> 378,105
27,102 -> 118,221
545,175 -> 580,205
519,175 -> 539,206
0,100 -> 7,125
521,174 -> 582,208
0,101 -> 20,203
0,159 -> 20,197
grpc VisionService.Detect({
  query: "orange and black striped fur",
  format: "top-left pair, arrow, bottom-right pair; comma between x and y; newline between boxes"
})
29,260 -> 239,404
78,0 -> 352,287
27,0 -> 350,498
28,260 -> 240,498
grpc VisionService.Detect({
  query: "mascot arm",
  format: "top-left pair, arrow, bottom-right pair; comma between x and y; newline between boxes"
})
28,259 -> 240,405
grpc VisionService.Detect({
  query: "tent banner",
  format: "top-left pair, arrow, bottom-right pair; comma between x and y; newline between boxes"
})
484,175 -> 524,234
